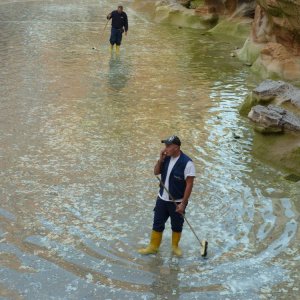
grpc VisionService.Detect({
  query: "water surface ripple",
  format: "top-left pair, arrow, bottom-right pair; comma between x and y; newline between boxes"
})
0,1 -> 299,299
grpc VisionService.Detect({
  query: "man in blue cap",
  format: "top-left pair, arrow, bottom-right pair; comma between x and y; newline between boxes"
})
107,5 -> 128,54
138,135 -> 196,256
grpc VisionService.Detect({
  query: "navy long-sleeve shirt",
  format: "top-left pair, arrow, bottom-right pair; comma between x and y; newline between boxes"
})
107,10 -> 128,32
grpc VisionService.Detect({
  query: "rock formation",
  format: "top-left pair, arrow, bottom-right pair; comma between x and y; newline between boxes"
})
241,80 -> 300,176
132,0 -> 255,34
133,1 -> 300,82
179,0 -> 256,17
240,79 -> 300,116
248,104 -> 300,133
238,0 -> 300,81
132,0 -> 218,29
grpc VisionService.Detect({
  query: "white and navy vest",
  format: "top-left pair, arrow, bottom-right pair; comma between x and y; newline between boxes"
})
160,152 -> 192,200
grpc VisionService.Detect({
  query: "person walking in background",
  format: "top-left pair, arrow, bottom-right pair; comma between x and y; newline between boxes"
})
107,5 -> 128,54
138,136 -> 196,256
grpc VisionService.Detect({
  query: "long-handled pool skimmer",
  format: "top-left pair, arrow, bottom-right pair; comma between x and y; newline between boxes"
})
156,176 -> 208,257
92,19 -> 110,50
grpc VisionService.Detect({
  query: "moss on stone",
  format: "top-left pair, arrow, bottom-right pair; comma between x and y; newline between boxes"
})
208,18 -> 251,40
252,132 -> 300,176
239,91 -> 276,116
284,173 -> 300,182
154,4 -> 216,29
239,94 -> 256,116
237,38 -> 264,65
251,58 -> 283,81
280,145 -> 300,176
190,0 -> 203,9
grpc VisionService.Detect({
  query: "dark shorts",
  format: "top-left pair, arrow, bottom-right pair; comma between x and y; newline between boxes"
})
110,27 -> 123,46
152,198 -> 185,233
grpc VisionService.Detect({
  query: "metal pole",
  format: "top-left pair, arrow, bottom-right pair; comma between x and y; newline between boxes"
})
156,176 -> 208,257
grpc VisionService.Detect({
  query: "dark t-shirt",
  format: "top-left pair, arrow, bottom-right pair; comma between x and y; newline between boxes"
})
108,11 -> 128,32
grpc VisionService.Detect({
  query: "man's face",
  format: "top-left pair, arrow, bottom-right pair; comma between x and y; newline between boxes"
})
117,7 -> 123,13
165,144 -> 179,156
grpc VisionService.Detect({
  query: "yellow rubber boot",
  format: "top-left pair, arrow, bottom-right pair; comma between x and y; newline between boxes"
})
110,44 -> 114,53
172,231 -> 182,256
116,45 -> 120,55
138,230 -> 162,255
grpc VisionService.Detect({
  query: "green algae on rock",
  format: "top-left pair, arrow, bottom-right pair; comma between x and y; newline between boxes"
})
238,1 -> 300,82
132,0 -> 255,31
239,42 -> 300,82
132,0 -> 218,29
154,3 -> 218,29
284,173 -> 300,183
207,17 -> 252,40
251,132 -> 300,176
240,80 -> 300,176
248,105 -> 300,133
240,80 -> 300,116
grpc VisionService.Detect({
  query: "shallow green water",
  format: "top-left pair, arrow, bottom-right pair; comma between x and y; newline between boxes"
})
0,0 -> 299,299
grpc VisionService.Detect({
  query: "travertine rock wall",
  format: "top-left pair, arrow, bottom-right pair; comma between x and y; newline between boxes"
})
179,0 -> 256,17
238,0 -> 300,81
253,0 -> 300,55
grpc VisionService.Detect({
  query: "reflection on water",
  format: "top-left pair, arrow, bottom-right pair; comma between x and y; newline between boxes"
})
0,0 -> 299,299
107,55 -> 131,91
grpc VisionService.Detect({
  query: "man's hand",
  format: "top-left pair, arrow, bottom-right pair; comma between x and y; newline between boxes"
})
176,202 -> 186,215
125,31 -> 128,36
159,148 -> 167,162
154,148 -> 167,175
176,176 -> 194,215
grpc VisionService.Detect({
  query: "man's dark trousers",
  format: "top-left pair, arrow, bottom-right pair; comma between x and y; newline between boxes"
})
110,28 -> 123,46
153,198 -> 185,233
